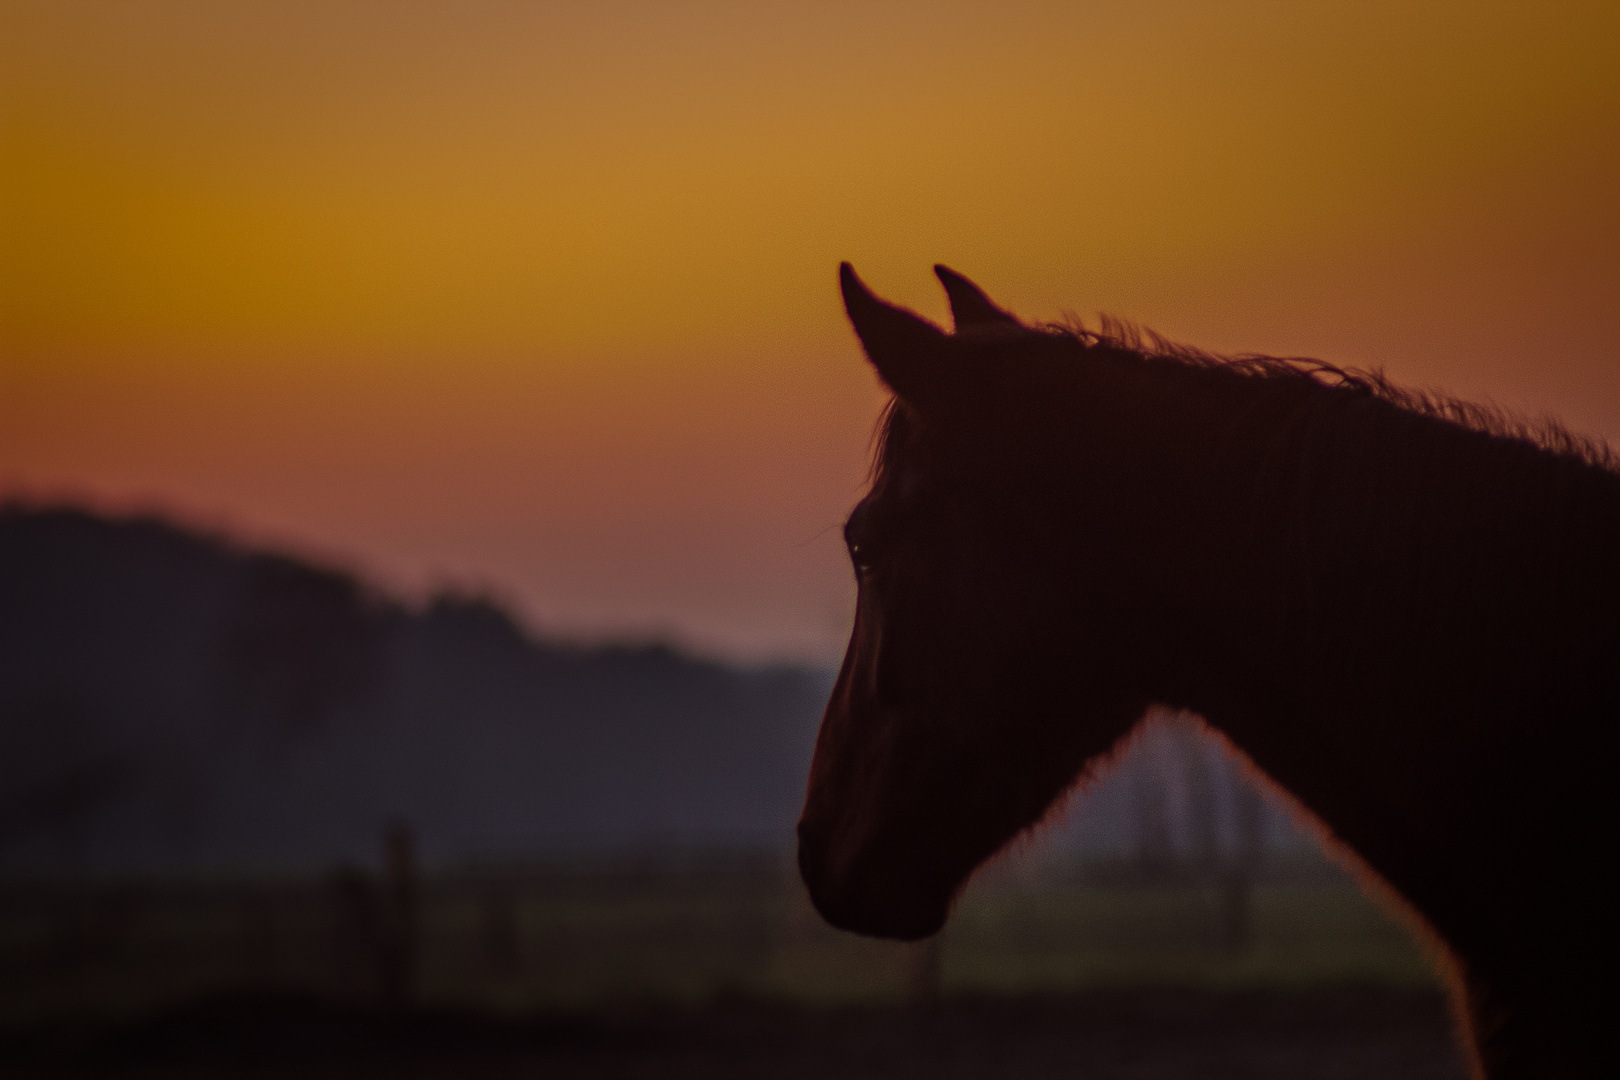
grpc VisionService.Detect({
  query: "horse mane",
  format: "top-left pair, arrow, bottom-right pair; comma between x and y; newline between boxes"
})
1063,314 -> 1619,472
870,314 -> 1618,481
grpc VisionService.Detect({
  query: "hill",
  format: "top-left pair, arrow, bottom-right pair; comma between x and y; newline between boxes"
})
0,505 -> 830,872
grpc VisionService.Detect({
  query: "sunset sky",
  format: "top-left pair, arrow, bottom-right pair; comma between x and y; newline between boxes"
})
3,0 -> 1617,662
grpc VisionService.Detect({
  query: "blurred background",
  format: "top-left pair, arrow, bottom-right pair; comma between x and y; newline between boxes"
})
3,0 -> 1615,1075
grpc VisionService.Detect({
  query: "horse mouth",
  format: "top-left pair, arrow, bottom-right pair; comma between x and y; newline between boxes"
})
796,825 -> 951,941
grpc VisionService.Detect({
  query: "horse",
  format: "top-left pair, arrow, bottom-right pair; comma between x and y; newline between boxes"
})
796,264 -> 1618,1079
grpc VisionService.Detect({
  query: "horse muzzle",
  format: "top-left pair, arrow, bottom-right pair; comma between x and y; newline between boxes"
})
795,817 -> 951,941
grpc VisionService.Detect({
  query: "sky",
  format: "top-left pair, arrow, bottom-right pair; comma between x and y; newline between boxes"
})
3,0 -> 1618,663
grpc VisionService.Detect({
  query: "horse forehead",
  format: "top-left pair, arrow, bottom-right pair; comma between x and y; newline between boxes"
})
889,468 -> 931,502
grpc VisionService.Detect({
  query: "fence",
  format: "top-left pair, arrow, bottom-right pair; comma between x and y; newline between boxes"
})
0,831 -> 1431,1030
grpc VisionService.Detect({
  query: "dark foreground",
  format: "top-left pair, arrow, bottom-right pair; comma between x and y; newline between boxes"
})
4,988 -> 1469,1079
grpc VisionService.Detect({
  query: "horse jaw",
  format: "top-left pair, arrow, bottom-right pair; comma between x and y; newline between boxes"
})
796,633 -> 966,940
796,626 -> 1036,941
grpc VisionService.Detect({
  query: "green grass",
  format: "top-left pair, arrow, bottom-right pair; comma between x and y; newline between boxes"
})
938,879 -> 1436,994
0,860 -> 1440,1026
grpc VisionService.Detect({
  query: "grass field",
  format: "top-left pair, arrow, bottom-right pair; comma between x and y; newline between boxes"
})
0,855 -> 1440,1028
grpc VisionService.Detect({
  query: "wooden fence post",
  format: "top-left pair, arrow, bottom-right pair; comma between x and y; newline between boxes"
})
481,882 -> 521,979
328,867 -> 379,998
379,822 -> 418,1010
906,936 -> 942,1009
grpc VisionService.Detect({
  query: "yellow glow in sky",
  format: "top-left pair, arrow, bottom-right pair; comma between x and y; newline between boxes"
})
3,0 -> 1618,658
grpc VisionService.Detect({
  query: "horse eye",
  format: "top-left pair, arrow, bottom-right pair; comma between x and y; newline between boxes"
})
844,501 -> 884,574
844,525 -> 874,573
842,510 -> 865,552
846,535 -> 869,567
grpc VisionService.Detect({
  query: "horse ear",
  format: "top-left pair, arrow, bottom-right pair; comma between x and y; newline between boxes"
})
840,262 -> 948,404
934,265 -> 1019,330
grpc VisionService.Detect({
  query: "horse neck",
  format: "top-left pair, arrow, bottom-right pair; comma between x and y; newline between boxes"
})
1136,379 -> 1620,926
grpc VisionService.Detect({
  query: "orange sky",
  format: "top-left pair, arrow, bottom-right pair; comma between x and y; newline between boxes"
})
3,0 -> 1618,661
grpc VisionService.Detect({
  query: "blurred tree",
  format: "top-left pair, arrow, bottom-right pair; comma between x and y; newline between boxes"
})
216,555 -> 394,738
1221,771 -> 1268,949
1130,730 -> 1176,879
0,691 -> 133,871
1175,721 -> 1220,875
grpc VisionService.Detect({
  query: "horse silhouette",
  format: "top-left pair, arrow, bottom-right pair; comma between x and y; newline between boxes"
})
797,264 -> 1616,1079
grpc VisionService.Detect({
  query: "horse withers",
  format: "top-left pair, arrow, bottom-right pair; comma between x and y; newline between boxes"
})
797,264 -> 1617,1079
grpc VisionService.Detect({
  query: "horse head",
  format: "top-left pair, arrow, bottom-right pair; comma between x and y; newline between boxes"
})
796,265 -> 1178,940
794,264 -> 1620,1078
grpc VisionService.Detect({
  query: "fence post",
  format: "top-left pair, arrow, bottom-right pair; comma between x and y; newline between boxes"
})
481,882 -> 521,979
906,936 -> 942,1009
328,867 -> 378,998
379,822 -> 418,1010
239,889 -> 277,981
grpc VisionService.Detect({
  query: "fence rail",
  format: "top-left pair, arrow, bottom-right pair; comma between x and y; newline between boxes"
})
0,841 -> 1425,1028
